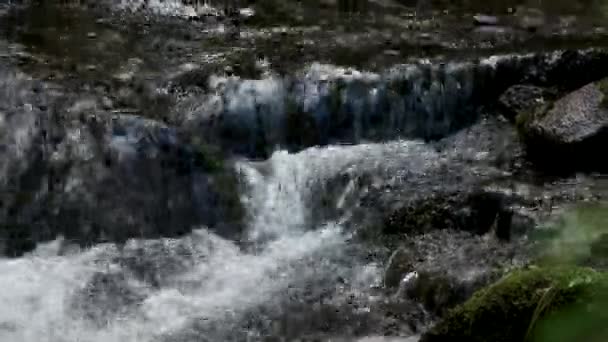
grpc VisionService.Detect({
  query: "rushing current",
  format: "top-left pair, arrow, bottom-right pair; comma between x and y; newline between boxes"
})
0,136 -> 442,341
3,0 -> 608,341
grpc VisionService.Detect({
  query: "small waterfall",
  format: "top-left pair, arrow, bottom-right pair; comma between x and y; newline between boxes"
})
0,139 -> 450,341
182,49 -> 608,158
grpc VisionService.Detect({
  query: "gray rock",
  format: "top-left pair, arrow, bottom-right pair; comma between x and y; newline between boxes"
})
473,14 -> 499,26
527,82 -> 607,144
517,79 -> 608,171
0,108 -> 244,256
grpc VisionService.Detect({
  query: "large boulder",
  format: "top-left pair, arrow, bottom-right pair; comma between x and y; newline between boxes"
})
421,266 -> 608,342
0,92 -> 244,256
516,78 -> 608,172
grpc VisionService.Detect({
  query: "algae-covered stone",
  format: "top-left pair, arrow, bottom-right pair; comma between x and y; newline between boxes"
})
421,266 -> 608,342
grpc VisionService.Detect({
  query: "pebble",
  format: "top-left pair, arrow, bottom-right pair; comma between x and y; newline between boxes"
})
473,14 -> 499,26
87,32 -> 97,39
418,33 -> 433,40
384,49 -> 400,56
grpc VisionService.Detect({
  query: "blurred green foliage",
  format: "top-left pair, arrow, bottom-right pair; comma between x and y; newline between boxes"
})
535,202 -> 608,267
423,203 -> 608,342
530,202 -> 608,342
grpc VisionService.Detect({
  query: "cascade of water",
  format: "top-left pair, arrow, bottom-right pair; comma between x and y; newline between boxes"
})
0,138 -> 445,341
179,49 -> 608,158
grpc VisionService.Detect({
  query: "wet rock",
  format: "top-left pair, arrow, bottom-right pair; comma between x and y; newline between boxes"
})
383,228 -> 528,320
530,49 -> 608,91
0,103 -> 244,255
498,84 -> 555,122
404,271 -> 487,317
0,224 -> 37,257
517,78 -> 608,172
383,195 -> 459,235
383,189 -> 523,240
473,14 -> 499,26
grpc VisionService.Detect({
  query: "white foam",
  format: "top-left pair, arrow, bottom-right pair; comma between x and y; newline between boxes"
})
0,138 -> 443,340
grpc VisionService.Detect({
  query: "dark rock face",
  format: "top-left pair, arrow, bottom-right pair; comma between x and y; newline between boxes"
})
383,189 -> 523,240
517,79 -> 608,173
498,84 -> 555,121
0,69 -> 244,256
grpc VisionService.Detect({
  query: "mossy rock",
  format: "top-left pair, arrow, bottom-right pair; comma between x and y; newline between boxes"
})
421,266 -> 608,342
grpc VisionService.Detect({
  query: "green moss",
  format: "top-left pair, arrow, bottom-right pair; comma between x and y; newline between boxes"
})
191,138 -> 224,173
515,101 -> 553,137
533,202 -> 608,267
422,266 -> 608,342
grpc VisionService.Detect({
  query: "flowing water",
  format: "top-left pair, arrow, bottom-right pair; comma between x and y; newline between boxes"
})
0,139 -> 442,341
1,0 -> 608,341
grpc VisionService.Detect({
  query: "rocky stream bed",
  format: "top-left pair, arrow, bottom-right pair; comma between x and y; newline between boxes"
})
0,1 -> 607,341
